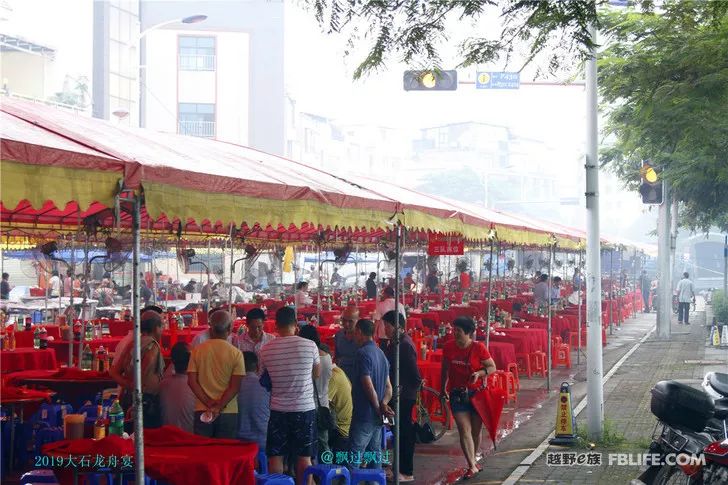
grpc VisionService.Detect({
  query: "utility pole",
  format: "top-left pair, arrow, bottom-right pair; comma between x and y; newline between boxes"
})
723,235 -> 727,297
585,23 -> 604,441
657,186 -> 672,338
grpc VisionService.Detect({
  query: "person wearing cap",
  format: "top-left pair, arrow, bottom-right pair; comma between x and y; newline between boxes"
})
109,309 -> 165,428
382,310 -> 421,482
237,308 -> 275,358
187,309 -> 245,438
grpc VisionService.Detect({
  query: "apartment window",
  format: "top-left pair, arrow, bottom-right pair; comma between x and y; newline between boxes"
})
178,103 -> 215,137
179,36 -> 216,71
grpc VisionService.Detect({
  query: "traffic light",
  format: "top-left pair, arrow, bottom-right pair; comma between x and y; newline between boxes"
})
403,70 -> 457,91
639,160 -> 663,204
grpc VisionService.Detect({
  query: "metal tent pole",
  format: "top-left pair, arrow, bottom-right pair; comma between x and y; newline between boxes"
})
485,230 -> 496,347
131,195 -> 145,485
608,249 -> 614,335
393,223 -> 402,485
577,250 -> 583,366
547,239 -> 554,391
69,233 -> 76,364
229,227 -> 235,315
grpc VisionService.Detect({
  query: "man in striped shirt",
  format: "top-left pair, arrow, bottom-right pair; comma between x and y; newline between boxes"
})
260,306 -> 321,484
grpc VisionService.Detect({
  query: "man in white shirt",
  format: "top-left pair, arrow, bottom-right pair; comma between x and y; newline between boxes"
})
372,286 -> 406,342
260,306 -> 320,484
237,308 -> 275,358
676,272 -> 695,325
533,274 -> 549,308
294,281 -> 313,308
48,270 -> 61,298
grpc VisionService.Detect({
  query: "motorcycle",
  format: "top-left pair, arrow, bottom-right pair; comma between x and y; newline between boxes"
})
633,374 -> 728,484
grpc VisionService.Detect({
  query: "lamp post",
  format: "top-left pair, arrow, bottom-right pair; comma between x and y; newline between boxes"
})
137,14 -> 207,127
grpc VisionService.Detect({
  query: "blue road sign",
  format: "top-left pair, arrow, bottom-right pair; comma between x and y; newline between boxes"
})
476,72 -> 520,89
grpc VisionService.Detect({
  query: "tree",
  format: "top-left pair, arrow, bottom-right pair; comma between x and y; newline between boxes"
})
307,0 -> 605,79
598,1 -> 728,232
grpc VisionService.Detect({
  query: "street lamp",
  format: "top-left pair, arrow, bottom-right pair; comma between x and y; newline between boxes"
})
138,14 -> 207,127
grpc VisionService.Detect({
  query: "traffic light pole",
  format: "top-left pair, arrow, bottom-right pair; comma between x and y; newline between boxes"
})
585,23 -> 604,442
657,187 -> 672,339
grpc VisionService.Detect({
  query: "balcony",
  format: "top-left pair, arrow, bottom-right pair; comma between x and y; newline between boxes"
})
178,54 -> 216,71
178,120 -> 215,138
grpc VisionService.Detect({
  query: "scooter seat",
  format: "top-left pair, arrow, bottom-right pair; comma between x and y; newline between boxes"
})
709,372 -> 728,398
714,398 -> 728,420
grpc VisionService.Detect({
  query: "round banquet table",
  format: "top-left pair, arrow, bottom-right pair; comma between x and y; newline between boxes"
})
487,328 -> 547,354
43,425 -> 257,485
1,347 -> 58,373
1,386 -> 55,471
6,368 -> 118,408
487,341 -> 517,370
48,337 -> 123,365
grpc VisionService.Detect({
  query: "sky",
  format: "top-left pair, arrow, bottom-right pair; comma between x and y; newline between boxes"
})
1,0 -> 657,244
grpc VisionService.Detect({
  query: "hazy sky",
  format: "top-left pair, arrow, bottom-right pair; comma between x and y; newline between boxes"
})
1,0 -> 656,243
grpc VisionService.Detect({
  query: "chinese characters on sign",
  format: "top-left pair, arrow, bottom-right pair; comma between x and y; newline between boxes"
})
427,234 -> 464,256
476,72 -> 520,89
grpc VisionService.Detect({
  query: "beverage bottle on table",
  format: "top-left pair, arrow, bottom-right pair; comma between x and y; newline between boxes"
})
25,317 -> 32,332
73,321 -> 81,340
96,346 -> 108,372
108,399 -> 124,436
93,403 -> 106,439
33,326 -> 41,349
81,344 -> 93,370
39,326 -> 48,349
85,321 -> 94,340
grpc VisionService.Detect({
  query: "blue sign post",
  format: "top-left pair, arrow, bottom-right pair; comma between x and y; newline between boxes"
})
476,72 -> 520,89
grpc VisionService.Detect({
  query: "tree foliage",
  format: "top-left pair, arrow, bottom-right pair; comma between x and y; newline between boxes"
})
598,1 -> 728,232
306,0 -> 612,79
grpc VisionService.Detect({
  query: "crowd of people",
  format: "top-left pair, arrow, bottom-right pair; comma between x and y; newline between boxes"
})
106,297 -> 501,483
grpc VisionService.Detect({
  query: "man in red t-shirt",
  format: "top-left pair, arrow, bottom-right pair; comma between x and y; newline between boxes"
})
460,271 -> 471,291
440,316 -> 496,479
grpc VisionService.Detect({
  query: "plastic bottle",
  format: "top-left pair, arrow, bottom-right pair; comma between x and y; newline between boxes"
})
85,321 -> 93,341
39,326 -> 48,349
33,326 -> 41,349
96,346 -> 108,372
108,399 -> 124,436
93,403 -> 106,439
81,344 -> 93,370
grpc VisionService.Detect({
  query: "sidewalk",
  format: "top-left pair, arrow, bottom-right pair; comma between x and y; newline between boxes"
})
414,304 -> 726,485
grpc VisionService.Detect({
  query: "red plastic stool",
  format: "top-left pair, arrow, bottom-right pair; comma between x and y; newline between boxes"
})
506,362 -> 520,390
515,353 -> 532,378
569,331 -> 587,348
552,343 -> 572,369
551,336 -> 562,347
487,371 -> 517,403
529,351 -> 548,378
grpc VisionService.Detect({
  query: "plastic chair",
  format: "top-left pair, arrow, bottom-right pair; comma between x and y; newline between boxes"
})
528,352 -> 547,378
255,472 -> 295,485
34,426 -> 64,456
32,403 -> 73,428
515,353 -> 532,378
302,464 -> 351,485
350,468 -> 386,485
552,343 -> 572,369
381,426 -> 393,449
506,363 -> 520,390
20,469 -> 59,484
256,450 -> 269,474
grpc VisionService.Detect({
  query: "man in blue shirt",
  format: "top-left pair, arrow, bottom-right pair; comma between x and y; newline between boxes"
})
349,319 -> 393,469
237,351 -> 270,451
334,306 -> 360,381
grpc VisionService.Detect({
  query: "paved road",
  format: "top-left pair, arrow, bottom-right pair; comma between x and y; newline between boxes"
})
412,304 -> 724,484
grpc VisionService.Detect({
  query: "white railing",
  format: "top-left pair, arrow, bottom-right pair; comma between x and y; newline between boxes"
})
178,120 -> 215,138
178,55 -> 216,71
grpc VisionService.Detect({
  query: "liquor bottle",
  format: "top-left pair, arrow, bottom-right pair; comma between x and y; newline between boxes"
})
95,346 -> 108,372
81,344 -> 93,370
73,321 -> 82,341
33,326 -> 41,349
93,403 -> 106,439
108,399 -> 124,436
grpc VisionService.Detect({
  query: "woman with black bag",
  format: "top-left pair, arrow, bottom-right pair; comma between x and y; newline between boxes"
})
440,317 -> 496,480
383,311 -> 422,483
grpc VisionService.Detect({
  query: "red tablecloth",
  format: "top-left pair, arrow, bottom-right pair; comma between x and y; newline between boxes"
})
1,347 -> 58,373
0,385 -> 54,417
487,341 -> 517,370
13,325 -> 63,348
448,305 -> 480,320
418,361 -> 442,391
49,337 -> 123,365
487,328 -> 547,354
44,426 -> 257,485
